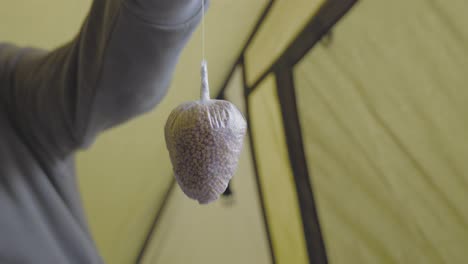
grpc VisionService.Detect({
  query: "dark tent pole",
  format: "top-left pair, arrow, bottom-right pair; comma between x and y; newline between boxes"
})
136,179 -> 176,264
272,2 -> 358,263
275,67 -> 328,264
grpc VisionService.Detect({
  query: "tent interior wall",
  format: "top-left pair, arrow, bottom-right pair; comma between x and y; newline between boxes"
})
141,0 -> 468,263
1,0 -> 468,263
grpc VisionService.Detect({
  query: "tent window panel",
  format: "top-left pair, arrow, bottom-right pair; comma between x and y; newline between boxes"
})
245,0 -> 325,86
294,0 -> 468,263
249,75 -> 308,264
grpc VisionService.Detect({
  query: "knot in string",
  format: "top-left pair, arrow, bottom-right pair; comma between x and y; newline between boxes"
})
200,60 -> 210,102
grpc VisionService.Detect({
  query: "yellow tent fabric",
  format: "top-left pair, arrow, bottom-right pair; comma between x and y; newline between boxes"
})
294,0 -> 468,262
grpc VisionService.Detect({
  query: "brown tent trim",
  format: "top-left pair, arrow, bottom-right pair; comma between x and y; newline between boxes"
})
240,1 -> 358,263
248,0 -> 358,94
269,2 -> 358,263
242,57 -> 277,264
275,67 -> 328,264
136,179 -> 176,264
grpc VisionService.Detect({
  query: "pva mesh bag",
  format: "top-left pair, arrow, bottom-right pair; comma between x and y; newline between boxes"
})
165,61 -> 247,204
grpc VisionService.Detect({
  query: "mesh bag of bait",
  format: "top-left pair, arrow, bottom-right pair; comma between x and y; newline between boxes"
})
165,61 -> 247,204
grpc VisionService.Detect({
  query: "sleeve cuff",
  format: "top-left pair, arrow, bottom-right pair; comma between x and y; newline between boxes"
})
123,0 -> 209,28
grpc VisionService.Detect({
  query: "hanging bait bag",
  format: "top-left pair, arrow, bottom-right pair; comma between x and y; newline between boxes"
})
164,61 -> 247,204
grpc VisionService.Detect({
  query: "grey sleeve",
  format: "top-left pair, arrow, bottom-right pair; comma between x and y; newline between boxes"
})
0,0 -> 207,158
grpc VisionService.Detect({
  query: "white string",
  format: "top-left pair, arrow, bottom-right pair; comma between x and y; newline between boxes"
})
202,0 -> 205,61
200,0 -> 209,101
201,60 -> 209,101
